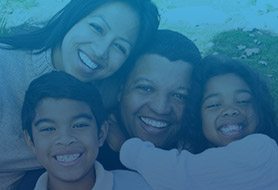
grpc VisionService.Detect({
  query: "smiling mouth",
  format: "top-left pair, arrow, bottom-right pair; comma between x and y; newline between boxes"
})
218,124 -> 244,136
140,116 -> 168,129
78,51 -> 98,70
55,153 -> 82,163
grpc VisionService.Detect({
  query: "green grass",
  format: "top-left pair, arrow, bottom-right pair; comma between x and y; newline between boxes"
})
206,28 -> 278,112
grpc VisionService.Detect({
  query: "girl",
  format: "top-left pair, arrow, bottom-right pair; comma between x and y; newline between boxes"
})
120,55 -> 278,190
0,0 -> 159,189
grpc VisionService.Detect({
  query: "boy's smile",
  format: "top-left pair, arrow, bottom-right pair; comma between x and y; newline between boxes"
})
28,98 -> 104,184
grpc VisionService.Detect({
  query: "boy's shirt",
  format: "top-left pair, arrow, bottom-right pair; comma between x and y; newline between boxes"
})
34,161 -> 152,190
120,134 -> 278,190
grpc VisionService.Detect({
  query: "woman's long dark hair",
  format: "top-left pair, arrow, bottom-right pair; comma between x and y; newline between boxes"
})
0,0 -> 159,57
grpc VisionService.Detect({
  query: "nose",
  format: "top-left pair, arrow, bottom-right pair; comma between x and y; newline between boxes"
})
91,37 -> 111,59
149,94 -> 171,115
221,106 -> 240,117
55,130 -> 77,146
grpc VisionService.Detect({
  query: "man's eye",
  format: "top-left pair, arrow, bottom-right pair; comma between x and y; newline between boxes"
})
90,23 -> 104,34
114,43 -> 128,55
173,93 -> 187,102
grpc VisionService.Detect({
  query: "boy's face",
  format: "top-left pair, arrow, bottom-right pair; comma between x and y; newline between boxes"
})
25,98 -> 107,185
201,73 -> 258,147
120,54 -> 192,148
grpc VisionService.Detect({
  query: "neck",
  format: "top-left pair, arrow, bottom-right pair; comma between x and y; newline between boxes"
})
48,168 -> 96,190
51,46 -> 62,70
106,114 -> 127,152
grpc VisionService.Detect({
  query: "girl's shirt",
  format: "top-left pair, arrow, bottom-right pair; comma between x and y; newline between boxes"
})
120,134 -> 278,190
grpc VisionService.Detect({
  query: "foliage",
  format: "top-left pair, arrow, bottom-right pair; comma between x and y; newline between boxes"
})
207,28 -> 278,113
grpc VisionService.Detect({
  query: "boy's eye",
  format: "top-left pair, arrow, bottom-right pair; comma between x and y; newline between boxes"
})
113,42 -> 128,55
39,127 -> 55,132
90,23 -> 104,34
73,123 -> 90,129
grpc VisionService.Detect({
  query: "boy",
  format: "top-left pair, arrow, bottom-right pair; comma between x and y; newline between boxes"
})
21,71 -> 152,190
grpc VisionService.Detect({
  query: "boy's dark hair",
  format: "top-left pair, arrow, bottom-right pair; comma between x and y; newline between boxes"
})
22,71 -> 107,140
143,29 -> 201,65
183,55 -> 278,153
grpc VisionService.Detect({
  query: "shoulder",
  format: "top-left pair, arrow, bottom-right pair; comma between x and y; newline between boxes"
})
232,134 -> 277,150
223,134 -> 278,166
112,170 -> 152,190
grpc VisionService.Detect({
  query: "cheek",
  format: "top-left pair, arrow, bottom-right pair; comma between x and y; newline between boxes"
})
201,111 -> 216,131
122,92 -> 142,111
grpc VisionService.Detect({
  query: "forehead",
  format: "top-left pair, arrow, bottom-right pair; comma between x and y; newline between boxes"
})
85,1 -> 139,41
35,98 -> 93,118
127,54 -> 192,88
205,73 -> 250,93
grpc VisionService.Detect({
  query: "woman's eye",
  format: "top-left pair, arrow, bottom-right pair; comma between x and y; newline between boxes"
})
90,23 -> 104,34
114,43 -> 128,55
136,85 -> 153,93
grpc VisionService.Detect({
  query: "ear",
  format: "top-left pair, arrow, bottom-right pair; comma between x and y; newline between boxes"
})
98,121 -> 109,147
24,130 -> 36,153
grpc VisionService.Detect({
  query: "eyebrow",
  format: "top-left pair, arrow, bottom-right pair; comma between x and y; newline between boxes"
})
33,113 -> 94,127
96,15 -> 134,48
72,113 -> 94,121
202,93 -> 219,103
34,118 -> 54,127
202,89 -> 252,102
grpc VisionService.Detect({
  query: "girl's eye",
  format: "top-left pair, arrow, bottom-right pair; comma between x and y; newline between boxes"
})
237,99 -> 251,105
114,43 -> 128,55
206,103 -> 221,109
73,123 -> 90,129
90,23 -> 104,34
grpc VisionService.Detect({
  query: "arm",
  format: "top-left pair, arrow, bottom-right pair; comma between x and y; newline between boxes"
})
120,134 -> 278,190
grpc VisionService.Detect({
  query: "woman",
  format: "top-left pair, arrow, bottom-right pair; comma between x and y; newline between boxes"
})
0,0 -> 159,189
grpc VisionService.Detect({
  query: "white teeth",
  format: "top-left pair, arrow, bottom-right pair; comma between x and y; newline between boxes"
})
56,154 -> 80,162
141,117 -> 168,128
79,51 -> 98,70
219,124 -> 242,135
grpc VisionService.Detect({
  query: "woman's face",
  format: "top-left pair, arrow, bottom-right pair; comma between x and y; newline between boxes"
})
201,73 -> 258,147
53,2 -> 140,81
120,54 -> 192,148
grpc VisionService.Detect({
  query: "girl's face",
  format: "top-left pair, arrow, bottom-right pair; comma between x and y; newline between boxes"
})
53,2 -> 139,81
201,73 -> 258,147
120,54 -> 192,148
